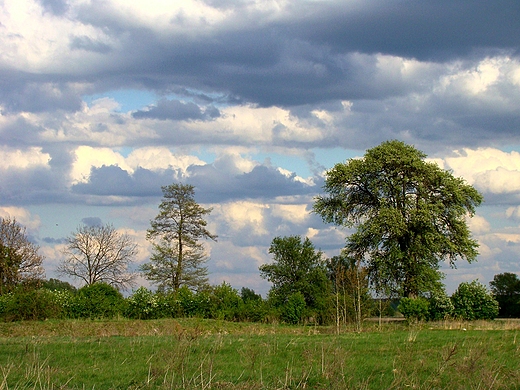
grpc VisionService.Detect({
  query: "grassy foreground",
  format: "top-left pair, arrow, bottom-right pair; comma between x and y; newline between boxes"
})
0,319 -> 519,389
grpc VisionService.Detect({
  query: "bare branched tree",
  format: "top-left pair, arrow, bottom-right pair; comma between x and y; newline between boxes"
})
0,217 -> 45,293
59,224 -> 138,290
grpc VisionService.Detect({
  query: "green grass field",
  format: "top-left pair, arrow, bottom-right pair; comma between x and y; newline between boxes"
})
0,319 -> 519,389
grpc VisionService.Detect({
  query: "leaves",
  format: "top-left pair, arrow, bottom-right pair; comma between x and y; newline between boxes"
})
314,140 -> 483,297
144,183 -> 216,292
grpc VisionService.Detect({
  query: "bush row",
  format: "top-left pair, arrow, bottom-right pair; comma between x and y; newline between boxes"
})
0,282 -> 268,322
0,280 -> 500,324
398,281 -> 499,323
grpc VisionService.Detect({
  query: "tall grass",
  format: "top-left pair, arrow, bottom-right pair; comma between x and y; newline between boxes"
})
0,318 -> 519,389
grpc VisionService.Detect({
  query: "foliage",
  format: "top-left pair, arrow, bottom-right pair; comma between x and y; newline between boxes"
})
0,286 -> 61,321
313,140 -> 483,298
59,223 -> 138,290
0,217 -> 45,294
125,287 -> 169,320
238,287 -> 267,322
144,183 -> 217,292
280,292 -> 306,324
427,289 -> 454,321
72,283 -> 126,319
451,280 -> 499,320
210,282 -> 242,321
42,278 -> 77,293
260,236 -> 332,324
398,297 -> 429,323
49,288 -> 77,318
490,272 -> 520,317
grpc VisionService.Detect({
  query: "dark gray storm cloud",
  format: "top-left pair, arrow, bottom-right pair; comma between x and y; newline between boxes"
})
81,217 -> 103,226
13,0 -> 510,113
290,0 -> 520,61
0,166 -> 65,205
5,0 -> 519,124
2,0 -> 520,152
132,99 -> 220,121
70,162 -> 319,204
70,36 -> 113,54
0,73 -> 83,114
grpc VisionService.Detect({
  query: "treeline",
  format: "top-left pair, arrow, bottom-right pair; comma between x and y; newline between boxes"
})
0,276 -> 511,324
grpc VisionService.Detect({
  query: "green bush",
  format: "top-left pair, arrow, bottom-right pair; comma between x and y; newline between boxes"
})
398,297 -> 429,323
236,287 -> 266,322
175,286 -> 213,317
451,280 -> 499,320
49,289 -> 77,318
211,282 -> 242,321
428,290 -> 454,321
0,292 -> 12,318
280,292 -> 306,324
74,283 -> 125,319
125,287 -> 167,319
1,287 -> 61,321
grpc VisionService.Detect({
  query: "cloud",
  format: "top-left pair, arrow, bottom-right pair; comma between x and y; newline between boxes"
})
133,99 -> 220,121
2,0 -> 520,294
438,148 -> 520,202
81,217 -> 103,227
70,36 -> 112,54
0,206 -> 41,231
71,159 -> 318,203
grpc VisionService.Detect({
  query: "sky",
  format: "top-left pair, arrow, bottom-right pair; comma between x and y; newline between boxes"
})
1,0 -> 520,296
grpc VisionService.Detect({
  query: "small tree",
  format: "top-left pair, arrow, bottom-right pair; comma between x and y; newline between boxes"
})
0,217 -> 44,293
260,236 -> 331,323
59,224 -> 138,290
144,183 -> 216,292
327,252 -> 371,332
451,280 -> 499,320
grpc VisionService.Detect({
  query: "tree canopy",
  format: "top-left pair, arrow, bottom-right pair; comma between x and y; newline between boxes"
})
314,140 -> 483,298
0,217 -> 44,293
259,236 -> 331,322
144,183 -> 217,292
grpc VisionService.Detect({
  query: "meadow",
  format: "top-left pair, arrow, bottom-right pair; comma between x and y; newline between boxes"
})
0,318 -> 519,389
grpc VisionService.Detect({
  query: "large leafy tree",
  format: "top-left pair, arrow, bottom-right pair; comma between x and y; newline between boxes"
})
144,183 -> 217,292
259,236 -> 331,322
314,140 -> 483,298
59,223 -> 138,290
0,217 -> 45,293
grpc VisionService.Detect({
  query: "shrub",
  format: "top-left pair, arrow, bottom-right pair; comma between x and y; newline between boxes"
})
74,283 -> 125,319
0,292 -> 12,318
428,290 -> 454,321
49,289 -> 77,318
1,287 -> 61,321
237,287 -> 266,322
280,292 -> 306,324
451,280 -> 499,320
398,297 -> 429,323
175,286 -> 213,317
211,282 -> 242,321
125,287 -> 167,319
